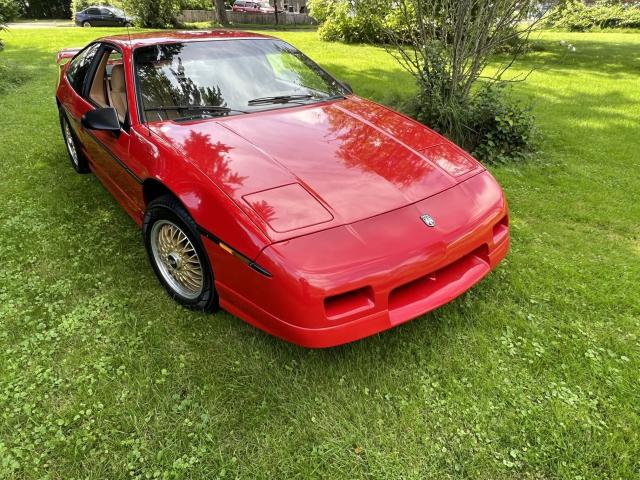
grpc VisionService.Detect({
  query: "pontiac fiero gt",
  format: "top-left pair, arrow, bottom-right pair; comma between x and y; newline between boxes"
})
55,30 -> 509,347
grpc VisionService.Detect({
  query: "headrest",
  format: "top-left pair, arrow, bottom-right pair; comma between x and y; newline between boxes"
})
111,64 -> 125,92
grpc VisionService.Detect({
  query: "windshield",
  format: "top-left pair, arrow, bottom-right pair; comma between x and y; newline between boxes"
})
134,39 -> 347,122
111,7 -> 125,16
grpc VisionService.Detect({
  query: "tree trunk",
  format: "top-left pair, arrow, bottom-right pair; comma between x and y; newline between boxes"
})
213,0 -> 229,26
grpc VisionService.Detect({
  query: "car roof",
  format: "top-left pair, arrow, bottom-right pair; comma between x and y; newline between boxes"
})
99,30 -> 274,50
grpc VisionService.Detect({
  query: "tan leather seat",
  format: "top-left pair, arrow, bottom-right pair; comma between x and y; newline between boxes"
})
108,64 -> 127,122
89,54 -> 109,108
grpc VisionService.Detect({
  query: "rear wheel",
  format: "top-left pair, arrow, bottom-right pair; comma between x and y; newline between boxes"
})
82,21 -> 92,27
59,109 -> 90,174
143,195 -> 218,312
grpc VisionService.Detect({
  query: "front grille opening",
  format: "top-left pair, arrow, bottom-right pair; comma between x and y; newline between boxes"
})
388,245 -> 489,313
324,286 -> 374,320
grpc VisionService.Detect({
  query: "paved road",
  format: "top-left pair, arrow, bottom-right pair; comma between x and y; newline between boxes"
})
7,20 -> 75,28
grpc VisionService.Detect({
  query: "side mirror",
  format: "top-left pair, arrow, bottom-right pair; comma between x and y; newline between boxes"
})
82,107 -> 120,135
339,80 -> 353,94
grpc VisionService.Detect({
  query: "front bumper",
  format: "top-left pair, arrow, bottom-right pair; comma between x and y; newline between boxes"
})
209,170 -> 510,348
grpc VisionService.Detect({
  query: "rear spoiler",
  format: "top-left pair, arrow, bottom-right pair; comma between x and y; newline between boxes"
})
56,47 -> 82,66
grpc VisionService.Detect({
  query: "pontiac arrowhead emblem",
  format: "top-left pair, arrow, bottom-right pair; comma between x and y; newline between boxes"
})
421,213 -> 436,227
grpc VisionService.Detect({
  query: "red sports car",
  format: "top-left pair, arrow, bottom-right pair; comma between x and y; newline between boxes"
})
55,31 -> 509,348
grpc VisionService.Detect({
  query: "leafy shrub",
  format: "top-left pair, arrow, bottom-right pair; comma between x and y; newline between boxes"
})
468,86 -> 536,164
546,0 -> 640,31
0,0 -> 19,22
123,0 -> 180,27
312,0 -> 384,43
412,84 -> 536,164
310,0 -> 411,43
307,0 -> 333,23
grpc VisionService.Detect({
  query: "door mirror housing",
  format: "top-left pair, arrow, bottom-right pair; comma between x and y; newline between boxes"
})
82,107 -> 121,135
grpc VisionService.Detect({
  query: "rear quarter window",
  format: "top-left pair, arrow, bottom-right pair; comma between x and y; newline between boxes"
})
66,43 -> 101,95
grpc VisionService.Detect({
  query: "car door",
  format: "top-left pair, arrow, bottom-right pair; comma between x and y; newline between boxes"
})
84,7 -> 100,25
61,42 -> 102,148
97,8 -> 112,26
81,45 -> 143,217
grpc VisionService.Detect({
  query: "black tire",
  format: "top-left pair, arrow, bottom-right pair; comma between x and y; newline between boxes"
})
59,109 -> 91,174
124,21 -> 132,27
83,21 -> 92,27
143,195 -> 218,312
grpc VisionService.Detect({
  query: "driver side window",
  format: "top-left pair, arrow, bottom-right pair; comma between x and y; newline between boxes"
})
88,48 -> 128,125
66,43 -> 101,94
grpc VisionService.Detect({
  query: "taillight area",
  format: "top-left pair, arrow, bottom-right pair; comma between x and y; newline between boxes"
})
492,215 -> 509,245
324,286 -> 374,320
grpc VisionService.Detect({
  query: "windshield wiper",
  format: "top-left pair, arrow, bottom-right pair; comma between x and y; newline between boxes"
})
247,94 -> 315,106
145,105 -> 248,116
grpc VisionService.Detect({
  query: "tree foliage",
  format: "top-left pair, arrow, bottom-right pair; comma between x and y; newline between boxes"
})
0,0 -> 19,22
545,0 -> 640,31
0,0 -> 20,49
123,0 -> 181,27
15,0 -> 70,19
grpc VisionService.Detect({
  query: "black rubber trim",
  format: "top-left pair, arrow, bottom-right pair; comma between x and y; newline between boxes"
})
197,226 -> 272,278
83,128 -> 143,184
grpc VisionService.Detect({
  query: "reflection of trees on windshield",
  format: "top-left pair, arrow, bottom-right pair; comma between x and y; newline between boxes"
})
324,107 -> 432,187
135,40 -> 347,118
136,44 -> 227,120
170,57 -> 226,107
267,44 -> 335,94
181,131 -> 246,194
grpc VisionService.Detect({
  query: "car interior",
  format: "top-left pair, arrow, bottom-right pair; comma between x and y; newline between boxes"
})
89,49 -> 128,124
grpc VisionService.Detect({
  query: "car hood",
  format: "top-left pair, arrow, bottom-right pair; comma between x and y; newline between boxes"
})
149,96 -> 484,241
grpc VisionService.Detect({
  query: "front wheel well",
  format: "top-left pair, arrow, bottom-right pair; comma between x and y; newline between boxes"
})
142,179 -> 180,208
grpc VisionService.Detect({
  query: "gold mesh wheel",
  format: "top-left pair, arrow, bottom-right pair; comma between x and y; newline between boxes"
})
150,219 -> 204,299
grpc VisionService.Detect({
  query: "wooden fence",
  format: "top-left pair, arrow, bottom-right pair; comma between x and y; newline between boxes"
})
177,10 -> 317,25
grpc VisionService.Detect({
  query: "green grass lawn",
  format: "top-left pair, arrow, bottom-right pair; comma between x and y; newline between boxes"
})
0,27 -> 638,479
